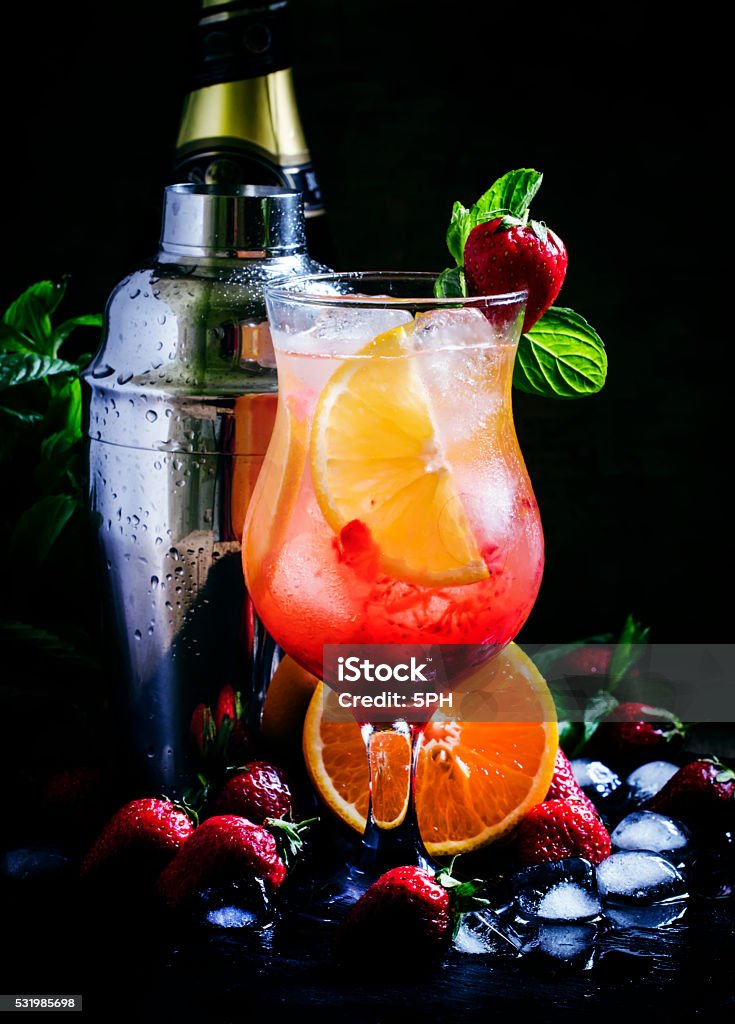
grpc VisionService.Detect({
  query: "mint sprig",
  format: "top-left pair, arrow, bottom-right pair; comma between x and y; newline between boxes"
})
436,168 -> 608,400
514,308 -> 608,399
446,168 -> 543,265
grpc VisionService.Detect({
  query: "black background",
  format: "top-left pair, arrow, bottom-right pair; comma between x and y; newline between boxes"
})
0,0 -> 728,642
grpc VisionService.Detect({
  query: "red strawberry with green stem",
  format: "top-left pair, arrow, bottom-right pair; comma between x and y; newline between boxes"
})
157,814 -> 313,910
585,701 -> 685,772
209,761 -> 293,824
189,683 -> 255,767
646,758 -> 735,832
339,864 -> 488,961
514,798 -> 611,867
464,217 -> 567,334
80,797 -> 195,878
214,683 -> 255,763
435,168 -> 607,401
436,168 -> 566,334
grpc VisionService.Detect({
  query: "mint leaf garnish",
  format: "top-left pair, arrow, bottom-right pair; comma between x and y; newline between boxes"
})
433,266 -> 466,298
437,169 -> 607,400
473,168 -> 543,222
608,613 -> 650,691
445,169 -> 543,270
513,307 -> 607,399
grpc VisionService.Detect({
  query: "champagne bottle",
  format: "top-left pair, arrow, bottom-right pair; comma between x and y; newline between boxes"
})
173,0 -> 333,264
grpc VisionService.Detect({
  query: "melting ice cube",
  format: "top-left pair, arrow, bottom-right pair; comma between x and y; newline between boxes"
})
611,811 -> 691,860
512,857 -> 601,922
571,758 -> 623,803
205,906 -> 260,929
535,923 -> 597,967
412,307 -> 496,351
625,761 -> 680,805
453,912 -> 522,956
605,901 -> 688,931
455,908 -> 523,953
596,851 -> 688,904
305,307 -> 414,353
536,882 -> 602,922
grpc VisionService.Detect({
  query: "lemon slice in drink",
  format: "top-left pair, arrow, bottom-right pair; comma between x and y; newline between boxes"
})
310,322 -> 489,587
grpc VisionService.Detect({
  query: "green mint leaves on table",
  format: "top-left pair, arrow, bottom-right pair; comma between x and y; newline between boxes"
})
0,277 -> 102,665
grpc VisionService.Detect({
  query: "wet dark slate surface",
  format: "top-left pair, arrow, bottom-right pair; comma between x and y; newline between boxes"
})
4,857 -> 734,1024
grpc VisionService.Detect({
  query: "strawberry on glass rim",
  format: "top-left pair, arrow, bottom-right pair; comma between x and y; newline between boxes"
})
465,216 -> 567,334
436,167 -> 606,401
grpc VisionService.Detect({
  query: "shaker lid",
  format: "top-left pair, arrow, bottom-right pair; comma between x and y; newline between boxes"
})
160,183 -> 305,256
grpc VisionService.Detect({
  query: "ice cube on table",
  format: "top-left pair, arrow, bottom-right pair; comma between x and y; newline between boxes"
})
453,912 -> 522,956
605,901 -> 688,931
625,761 -> 680,805
535,923 -> 597,967
511,857 -> 601,922
571,758 -> 623,802
596,850 -> 688,904
536,882 -> 602,922
205,905 -> 261,929
611,811 -> 691,859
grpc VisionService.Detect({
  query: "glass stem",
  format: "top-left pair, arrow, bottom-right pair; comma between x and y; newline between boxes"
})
246,601 -> 281,734
354,720 -> 433,877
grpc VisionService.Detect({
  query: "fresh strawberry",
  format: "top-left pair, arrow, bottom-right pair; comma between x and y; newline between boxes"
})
189,685 -> 255,766
548,645 -> 614,681
190,703 -> 215,754
209,761 -> 293,823
157,814 -> 313,910
545,748 -> 598,816
464,216 -> 567,333
339,864 -> 487,962
213,683 -> 255,763
585,702 -> 684,772
80,797 -> 194,878
514,798 -> 611,867
646,759 -> 735,831
435,169 -> 606,402
213,683 -> 241,729
340,866 -> 450,957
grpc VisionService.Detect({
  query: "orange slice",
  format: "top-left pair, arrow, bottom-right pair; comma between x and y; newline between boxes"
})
302,642 -> 558,857
309,323 -> 489,587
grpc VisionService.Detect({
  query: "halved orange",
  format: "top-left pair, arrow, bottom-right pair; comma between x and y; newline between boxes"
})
302,642 -> 558,857
309,323 -> 489,588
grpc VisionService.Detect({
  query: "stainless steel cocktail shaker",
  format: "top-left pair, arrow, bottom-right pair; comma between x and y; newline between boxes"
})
83,184 -> 322,794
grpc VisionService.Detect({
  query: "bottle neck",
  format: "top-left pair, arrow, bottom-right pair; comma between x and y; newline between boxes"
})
175,70 -> 309,165
191,0 -> 293,87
